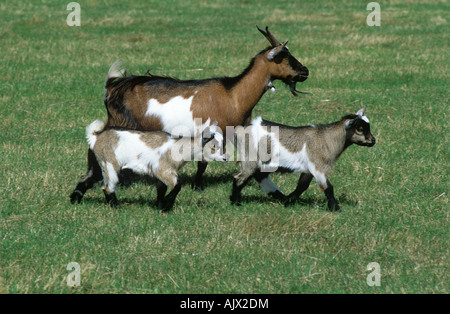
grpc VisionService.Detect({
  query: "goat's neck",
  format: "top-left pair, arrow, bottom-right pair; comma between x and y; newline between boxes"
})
230,56 -> 271,119
323,122 -> 350,162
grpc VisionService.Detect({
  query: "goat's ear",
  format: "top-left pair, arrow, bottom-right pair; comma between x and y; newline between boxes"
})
345,119 -> 355,129
267,41 -> 288,60
356,106 -> 366,117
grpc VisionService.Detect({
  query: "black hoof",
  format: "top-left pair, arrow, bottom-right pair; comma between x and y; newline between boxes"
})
327,202 -> 340,212
230,195 -> 242,206
105,193 -> 119,208
70,190 -> 83,204
283,197 -> 297,207
158,202 -> 174,212
192,183 -> 204,192
269,190 -> 286,201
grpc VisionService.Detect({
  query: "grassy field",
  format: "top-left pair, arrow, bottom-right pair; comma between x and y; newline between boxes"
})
0,0 -> 448,294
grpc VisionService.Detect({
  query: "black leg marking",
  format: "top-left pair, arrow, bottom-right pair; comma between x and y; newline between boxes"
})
104,191 -> 119,208
284,173 -> 313,207
156,180 -> 168,210
268,190 -> 286,201
161,183 -> 182,211
230,180 -> 243,206
230,174 -> 254,206
70,149 -> 103,204
192,161 -> 208,191
324,180 -> 340,212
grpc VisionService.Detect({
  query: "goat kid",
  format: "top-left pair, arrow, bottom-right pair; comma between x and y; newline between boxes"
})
70,26 -> 309,204
230,107 -> 376,211
81,121 -> 226,210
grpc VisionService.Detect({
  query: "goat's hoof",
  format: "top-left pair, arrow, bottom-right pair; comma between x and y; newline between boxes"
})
108,200 -> 119,208
159,204 -> 173,212
284,198 -> 297,207
269,190 -> 286,201
328,203 -> 340,212
158,202 -> 169,212
105,194 -> 119,208
70,190 -> 83,204
157,199 -> 175,212
230,196 -> 242,206
191,183 -> 204,192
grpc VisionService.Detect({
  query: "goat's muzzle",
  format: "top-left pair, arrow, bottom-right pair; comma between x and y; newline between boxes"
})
295,65 -> 309,82
361,137 -> 376,147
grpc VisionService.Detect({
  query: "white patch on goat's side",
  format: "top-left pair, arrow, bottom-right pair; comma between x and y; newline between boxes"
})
276,143 -> 311,173
114,131 -> 173,175
259,177 -> 281,195
145,95 -> 211,136
248,118 -> 319,174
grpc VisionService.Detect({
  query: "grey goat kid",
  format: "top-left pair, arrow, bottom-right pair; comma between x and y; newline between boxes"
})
78,121 -> 227,211
230,107 -> 376,211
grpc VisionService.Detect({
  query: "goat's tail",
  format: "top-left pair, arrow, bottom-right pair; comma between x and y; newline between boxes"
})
86,120 -> 105,149
105,60 -> 126,88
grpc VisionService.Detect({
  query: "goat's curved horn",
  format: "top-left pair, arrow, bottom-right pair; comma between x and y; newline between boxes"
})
256,25 -> 281,47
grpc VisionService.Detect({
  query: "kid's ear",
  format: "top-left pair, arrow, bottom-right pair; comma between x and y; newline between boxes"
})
345,119 -> 356,129
355,106 -> 366,117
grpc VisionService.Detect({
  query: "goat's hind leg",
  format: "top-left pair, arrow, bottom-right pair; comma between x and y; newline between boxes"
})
70,149 -> 103,204
230,163 -> 256,206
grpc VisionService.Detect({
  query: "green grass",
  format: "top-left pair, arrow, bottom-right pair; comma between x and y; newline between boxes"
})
0,0 -> 448,293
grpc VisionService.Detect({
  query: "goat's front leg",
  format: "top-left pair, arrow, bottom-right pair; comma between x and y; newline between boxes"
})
284,173 -> 313,207
323,180 -> 340,211
103,190 -> 119,207
162,183 -> 182,211
156,179 -> 168,210
314,172 -> 340,211
317,176 -> 340,212
192,161 -> 208,191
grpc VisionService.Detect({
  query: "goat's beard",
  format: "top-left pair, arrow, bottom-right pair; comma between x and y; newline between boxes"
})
285,79 -> 309,96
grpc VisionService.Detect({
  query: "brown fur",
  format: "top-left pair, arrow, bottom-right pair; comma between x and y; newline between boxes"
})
70,26 -> 308,203
105,50 -> 305,138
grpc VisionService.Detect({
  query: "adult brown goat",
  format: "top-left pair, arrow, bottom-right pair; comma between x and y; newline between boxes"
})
70,26 -> 309,204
